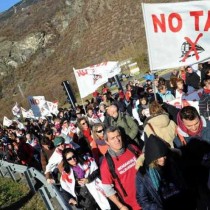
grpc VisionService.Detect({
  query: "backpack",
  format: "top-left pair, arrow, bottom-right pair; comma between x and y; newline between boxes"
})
105,144 -> 140,197
121,113 -> 144,149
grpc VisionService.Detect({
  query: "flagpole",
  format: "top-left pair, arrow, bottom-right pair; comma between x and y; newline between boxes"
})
81,98 -> 87,115
151,71 -> 157,101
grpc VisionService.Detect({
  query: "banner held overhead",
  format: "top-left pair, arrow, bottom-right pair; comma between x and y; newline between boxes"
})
142,1 -> 210,70
74,61 -> 120,98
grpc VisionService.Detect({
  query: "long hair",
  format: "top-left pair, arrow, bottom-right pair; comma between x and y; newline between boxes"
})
92,123 -> 105,141
77,116 -> 89,131
62,148 -> 85,173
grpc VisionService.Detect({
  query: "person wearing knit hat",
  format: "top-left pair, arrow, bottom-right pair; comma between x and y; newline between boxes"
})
136,134 -> 192,210
53,136 -> 65,147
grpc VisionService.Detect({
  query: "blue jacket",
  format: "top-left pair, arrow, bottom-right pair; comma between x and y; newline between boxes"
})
143,74 -> 155,81
157,91 -> 175,103
136,170 -> 163,210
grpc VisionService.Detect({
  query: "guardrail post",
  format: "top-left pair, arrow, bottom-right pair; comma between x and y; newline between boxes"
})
6,166 -> 16,181
39,186 -> 55,210
52,185 -> 71,210
24,170 -> 36,193
0,168 -> 4,177
1,160 -> 70,210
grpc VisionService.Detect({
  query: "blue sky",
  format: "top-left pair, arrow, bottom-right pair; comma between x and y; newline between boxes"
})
0,0 -> 21,13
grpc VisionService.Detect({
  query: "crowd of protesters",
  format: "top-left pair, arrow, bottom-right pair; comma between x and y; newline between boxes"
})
0,62 -> 210,210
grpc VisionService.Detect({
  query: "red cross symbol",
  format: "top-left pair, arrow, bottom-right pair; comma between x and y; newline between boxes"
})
181,33 -> 203,62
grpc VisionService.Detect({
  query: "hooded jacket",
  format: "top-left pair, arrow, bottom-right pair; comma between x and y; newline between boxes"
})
136,135 -> 189,210
144,114 -> 177,148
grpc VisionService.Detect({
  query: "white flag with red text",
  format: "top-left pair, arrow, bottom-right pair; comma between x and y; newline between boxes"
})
74,61 -> 120,98
142,1 -> 210,70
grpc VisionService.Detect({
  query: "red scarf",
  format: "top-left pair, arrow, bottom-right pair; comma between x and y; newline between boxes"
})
83,128 -> 93,143
204,88 -> 210,94
177,111 -> 203,136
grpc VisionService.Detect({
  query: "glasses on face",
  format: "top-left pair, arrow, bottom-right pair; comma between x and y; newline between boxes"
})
81,121 -> 87,125
66,155 -> 76,161
96,129 -> 104,133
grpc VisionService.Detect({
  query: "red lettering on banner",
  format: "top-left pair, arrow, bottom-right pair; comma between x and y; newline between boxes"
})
190,11 -> 203,31
152,10 -> 210,33
204,11 -> 210,31
30,99 -> 39,105
77,69 -> 88,77
168,13 -> 182,32
152,14 -> 166,32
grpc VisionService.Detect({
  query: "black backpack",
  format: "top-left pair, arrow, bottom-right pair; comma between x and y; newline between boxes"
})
105,144 -> 140,197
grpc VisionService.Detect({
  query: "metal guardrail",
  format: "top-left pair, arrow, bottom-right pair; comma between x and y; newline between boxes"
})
0,160 -> 71,210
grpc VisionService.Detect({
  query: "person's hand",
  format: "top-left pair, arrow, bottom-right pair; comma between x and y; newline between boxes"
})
135,153 -> 145,170
69,198 -> 77,205
47,178 -> 55,184
119,205 -> 129,210
78,178 -> 89,185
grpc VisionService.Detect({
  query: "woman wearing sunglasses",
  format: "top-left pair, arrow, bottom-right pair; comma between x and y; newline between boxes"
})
60,148 -> 110,210
77,117 -> 98,160
92,123 -> 109,164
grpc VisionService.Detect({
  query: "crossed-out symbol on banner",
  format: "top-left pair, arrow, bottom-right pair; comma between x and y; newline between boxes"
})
181,33 -> 203,62
93,74 -> 102,84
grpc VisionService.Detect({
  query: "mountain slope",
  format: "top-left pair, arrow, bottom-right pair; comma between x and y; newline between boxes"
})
0,0 -> 187,118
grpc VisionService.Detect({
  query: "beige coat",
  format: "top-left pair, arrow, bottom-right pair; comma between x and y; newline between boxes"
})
144,114 -> 177,148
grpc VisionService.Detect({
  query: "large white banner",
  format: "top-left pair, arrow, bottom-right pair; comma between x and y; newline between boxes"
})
74,61 -> 120,98
142,1 -> 210,70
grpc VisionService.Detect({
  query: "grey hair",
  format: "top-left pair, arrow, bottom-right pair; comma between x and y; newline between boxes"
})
104,126 -> 121,141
